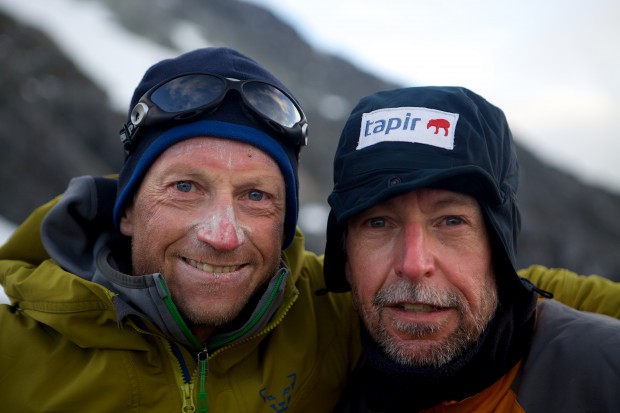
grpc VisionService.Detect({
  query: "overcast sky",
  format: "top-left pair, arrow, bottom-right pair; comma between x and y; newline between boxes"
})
245,0 -> 620,194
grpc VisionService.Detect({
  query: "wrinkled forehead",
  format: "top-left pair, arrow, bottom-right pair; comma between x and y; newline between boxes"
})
164,135 -> 275,161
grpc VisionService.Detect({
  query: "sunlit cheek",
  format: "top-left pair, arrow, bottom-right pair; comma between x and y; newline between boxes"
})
134,203 -> 169,234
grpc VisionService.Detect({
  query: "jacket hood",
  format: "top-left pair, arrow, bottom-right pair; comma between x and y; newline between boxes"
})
0,189 -> 143,349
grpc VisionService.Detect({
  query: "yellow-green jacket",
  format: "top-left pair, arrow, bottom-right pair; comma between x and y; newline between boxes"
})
0,176 -> 360,412
519,265 -> 620,318
1,176 -> 618,412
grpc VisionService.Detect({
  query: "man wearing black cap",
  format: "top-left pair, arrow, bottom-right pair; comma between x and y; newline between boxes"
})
0,47 -> 361,412
324,86 -> 620,412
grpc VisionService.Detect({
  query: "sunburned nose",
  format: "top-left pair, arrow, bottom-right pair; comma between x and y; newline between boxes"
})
395,223 -> 435,279
196,205 -> 244,250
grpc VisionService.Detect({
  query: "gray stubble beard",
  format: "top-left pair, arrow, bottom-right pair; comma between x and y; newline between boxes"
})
353,278 -> 498,367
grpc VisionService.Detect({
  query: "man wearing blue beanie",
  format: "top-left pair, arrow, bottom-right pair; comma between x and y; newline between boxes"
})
324,86 -> 620,412
0,47 -> 360,412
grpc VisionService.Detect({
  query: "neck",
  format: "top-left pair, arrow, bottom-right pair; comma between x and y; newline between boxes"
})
191,325 -> 216,343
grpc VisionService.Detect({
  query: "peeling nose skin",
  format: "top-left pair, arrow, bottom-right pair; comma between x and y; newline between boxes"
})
197,205 -> 245,249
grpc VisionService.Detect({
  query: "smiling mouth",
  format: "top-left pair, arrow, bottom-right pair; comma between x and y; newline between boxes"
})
184,258 -> 241,273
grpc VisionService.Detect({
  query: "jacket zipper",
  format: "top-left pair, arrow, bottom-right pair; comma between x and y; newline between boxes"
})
167,340 -> 204,412
207,270 -> 288,350
197,348 -> 209,412
157,270 -> 290,411
157,276 -> 209,412
157,275 -> 202,349
181,382 -> 195,413
210,291 -> 298,357
130,319 -> 203,413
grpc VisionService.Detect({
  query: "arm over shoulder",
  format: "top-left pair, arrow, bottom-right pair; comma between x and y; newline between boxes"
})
518,265 -> 620,319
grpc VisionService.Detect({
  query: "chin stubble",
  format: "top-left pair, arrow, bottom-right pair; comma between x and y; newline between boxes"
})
355,279 -> 498,367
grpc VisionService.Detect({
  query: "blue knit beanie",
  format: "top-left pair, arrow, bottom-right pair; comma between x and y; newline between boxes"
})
114,47 -> 303,248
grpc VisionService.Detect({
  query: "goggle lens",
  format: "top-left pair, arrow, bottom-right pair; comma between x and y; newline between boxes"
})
241,81 -> 301,128
150,75 -> 226,113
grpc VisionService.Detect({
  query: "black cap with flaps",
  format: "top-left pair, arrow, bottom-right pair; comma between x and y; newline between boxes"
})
324,86 -> 521,292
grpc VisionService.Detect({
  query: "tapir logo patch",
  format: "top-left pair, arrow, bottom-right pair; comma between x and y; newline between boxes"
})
427,118 -> 451,136
357,107 -> 459,150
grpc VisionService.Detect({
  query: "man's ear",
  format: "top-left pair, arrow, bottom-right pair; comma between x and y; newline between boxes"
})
119,205 -> 135,237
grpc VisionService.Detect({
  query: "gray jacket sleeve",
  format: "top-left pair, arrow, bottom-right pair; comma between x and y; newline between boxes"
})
512,299 -> 620,412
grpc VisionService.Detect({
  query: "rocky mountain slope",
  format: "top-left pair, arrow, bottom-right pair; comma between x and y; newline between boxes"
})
1,0 -> 619,279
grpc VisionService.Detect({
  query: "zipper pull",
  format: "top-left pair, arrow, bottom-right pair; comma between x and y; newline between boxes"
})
197,348 -> 209,413
181,383 -> 195,412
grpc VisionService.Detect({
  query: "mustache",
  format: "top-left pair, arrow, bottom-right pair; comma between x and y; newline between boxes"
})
373,279 -> 466,312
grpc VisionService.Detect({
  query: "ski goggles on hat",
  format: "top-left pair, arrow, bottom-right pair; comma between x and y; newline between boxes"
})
119,72 -> 308,154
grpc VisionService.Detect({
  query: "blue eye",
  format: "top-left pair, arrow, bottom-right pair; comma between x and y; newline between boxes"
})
368,217 -> 385,228
175,181 -> 193,192
445,216 -> 463,226
248,190 -> 264,201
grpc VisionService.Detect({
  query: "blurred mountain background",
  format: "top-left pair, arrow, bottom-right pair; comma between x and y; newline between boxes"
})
1,0 -> 619,280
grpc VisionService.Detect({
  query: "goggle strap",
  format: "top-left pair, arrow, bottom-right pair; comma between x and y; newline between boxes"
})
120,123 -> 138,153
